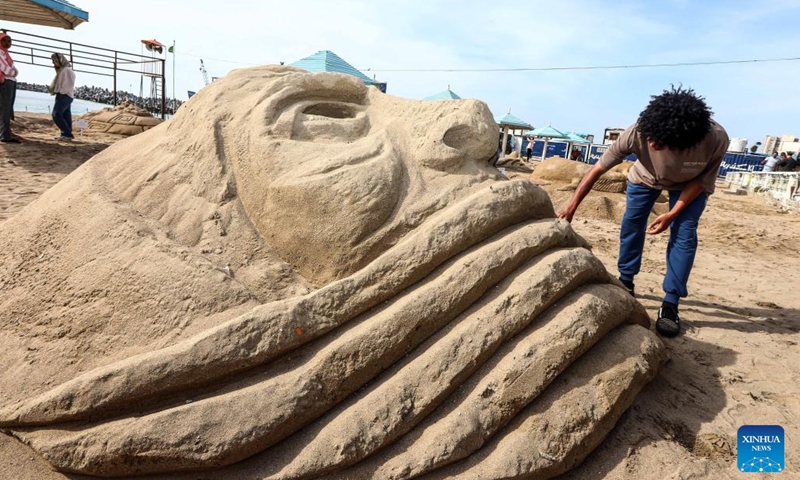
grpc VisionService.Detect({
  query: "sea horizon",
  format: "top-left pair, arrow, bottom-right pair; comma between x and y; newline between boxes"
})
12,89 -> 113,115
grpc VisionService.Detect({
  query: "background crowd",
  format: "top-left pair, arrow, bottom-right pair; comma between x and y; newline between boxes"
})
761,151 -> 799,172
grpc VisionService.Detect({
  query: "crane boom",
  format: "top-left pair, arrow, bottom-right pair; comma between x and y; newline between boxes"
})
199,59 -> 209,86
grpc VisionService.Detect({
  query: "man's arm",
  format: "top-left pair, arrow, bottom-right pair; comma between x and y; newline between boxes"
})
558,124 -> 637,222
647,129 -> 726,234
557,163 -> 608,222
646,181 -> 704,234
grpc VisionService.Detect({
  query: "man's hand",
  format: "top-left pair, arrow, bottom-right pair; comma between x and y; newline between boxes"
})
557,206 -> 576,223
646,213 -> 675,235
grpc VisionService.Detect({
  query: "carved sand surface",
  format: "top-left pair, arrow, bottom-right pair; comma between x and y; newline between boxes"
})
0,66 -> 665,479
531,158 -> 667,223
80,101 -> 164,136
531,157 -> 632,193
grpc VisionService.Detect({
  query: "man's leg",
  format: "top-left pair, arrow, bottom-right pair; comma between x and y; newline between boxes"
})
9,79 -> 15,121
663,190 -> 707,305
618,182 -> 662,292
656,190 -> 707,337
0,81 -> 13,140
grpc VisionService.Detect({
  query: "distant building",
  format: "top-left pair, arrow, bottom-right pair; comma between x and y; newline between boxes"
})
728,138 -> 748,153
781,140 -> 800,154
778,134 -> 799,153
603,128 -> 625,146
763,135 -> 779,154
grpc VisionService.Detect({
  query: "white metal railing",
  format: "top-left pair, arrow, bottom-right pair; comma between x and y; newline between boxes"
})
724,171 -> 800,208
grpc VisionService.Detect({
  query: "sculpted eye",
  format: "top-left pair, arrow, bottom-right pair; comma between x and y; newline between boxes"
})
292,102 -> 368,142
303,103 -> 356,119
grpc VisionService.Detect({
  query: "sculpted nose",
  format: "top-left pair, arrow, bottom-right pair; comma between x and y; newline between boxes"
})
417,99 -> 498,171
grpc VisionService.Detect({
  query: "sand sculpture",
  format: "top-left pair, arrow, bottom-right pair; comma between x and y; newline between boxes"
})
0,66 -> 665,479
531,157 -> 632,193
80,100 -> 163,136
531,158 -> 668,223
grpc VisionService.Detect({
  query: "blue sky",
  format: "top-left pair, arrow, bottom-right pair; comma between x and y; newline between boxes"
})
5,0 -> 799,150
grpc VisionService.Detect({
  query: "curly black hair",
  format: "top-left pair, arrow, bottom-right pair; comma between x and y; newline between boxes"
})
637,85 -> 712,151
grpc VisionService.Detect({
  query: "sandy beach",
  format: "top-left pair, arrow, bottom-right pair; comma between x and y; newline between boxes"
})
1,112 -> 797,479
0,113 -> 123,223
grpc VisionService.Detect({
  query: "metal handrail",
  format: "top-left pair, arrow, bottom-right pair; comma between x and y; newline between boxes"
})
2,28 -> 167,118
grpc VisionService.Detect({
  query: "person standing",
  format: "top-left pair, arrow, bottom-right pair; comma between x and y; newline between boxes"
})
48,53 -> 76,141
526,137 -> 534,161
0,32 -> 20,143
777,152 -> 797,172
762,152 -> 780,172
558,86 -> 728,338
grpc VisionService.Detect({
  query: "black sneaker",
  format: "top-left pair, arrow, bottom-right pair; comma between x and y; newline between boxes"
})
619,278 -> 635,297
656,303 -> 681,337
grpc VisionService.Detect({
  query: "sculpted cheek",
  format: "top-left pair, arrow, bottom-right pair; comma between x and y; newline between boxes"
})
260,154 -> 402,284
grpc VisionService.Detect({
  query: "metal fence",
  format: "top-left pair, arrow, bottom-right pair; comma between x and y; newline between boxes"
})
3,28 -> 166,118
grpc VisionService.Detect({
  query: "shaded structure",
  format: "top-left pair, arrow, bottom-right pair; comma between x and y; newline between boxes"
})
564,131 -> 592,161
496,110 -> 533,156
0,0 -> 88,29
424,85 -> 461,100
292,49 -> 386,91
527,124 -> 568,160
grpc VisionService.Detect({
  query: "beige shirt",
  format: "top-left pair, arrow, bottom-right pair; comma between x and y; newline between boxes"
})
597,120 -> 729,194
54,67 -> 76,97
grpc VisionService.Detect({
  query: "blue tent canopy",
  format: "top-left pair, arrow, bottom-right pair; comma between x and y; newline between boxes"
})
526,125 -> 567,139
495,112 -> 533,130
291,50 -> 379,86
563,132 -> 591,144
0,0 -> 88,29
424,89 -> 461,101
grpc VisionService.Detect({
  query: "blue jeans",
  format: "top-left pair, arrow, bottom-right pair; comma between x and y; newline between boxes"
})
618,182 -> 707,305
52,93 -> 74,138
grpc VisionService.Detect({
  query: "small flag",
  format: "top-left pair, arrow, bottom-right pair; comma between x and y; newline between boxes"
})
168,45 -> 174,53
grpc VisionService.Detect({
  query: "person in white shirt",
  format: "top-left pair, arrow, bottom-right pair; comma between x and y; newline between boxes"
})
0,32 -> 20,143
761,151 -> 780,172
49,53 -> 76,140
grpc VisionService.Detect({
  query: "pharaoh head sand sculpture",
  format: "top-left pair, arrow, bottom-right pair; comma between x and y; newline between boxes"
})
0,66 -> 665,479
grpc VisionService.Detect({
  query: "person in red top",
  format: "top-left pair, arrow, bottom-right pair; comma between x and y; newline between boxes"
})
558,86 -> 729,338
0,32 -> 20,143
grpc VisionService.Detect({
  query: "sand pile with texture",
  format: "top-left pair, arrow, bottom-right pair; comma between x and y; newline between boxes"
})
0,66 -> 664,479
531,157 -> 667,223
80,101 -> 163,136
